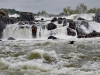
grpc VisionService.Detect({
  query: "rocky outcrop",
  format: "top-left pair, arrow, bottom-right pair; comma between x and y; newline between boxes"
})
85,30 -> 100,38
68,20 -> 76,30
76,21 -> 90,38
8,37 -> 15,40
1,17 -> 16,24
41,18 -> 44,21
0,9 -> 17,24
47,23 -> 57,30
0,9 -> 8,17
68,41 -> 75,44
0,21 -> 6,38
77,17 -> 85,20
48,36 -> 57,40
58,18 -> 62,24
51,17 -> 57,22
93,12 -> 100,23
81,21 -> 89,29
20,12 -> 35,21
32,25 -> 37,38
67,28 -> 76,36
63,18 -> 67,26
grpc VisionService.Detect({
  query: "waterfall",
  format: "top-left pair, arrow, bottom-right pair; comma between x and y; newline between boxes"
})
3,24 -> 33,40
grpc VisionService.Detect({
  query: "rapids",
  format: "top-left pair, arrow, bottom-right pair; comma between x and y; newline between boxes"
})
0,14 -> 100,75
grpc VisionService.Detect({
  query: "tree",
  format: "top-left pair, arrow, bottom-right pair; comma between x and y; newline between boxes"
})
63,8 -> 67,15
76,3 -> 87,14
41,10 -> 46,15
88,8 -> 100,13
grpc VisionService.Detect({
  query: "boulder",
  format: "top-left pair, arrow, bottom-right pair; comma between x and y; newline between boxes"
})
48,36 -> 57,40
93,12 -> 100,23
47,23 -> 57,30
32,25 -> 37,38
77,17 -> 85,20
0,21 -> 6,38
81,21 -> 89,29
76,27 -> 86,38
63,18 -> 67,26
1,17 -> 16,24
68,41 -> 75,44
20,12 -> 35,21
0,9 -> 8,17
51,17 -> 57,22
41,18 -> 44,21
76,21 -> 89,38
29,21 -> 35,25
58,18 -> 62,24
8,37 -> 15,40
67,28 -> 76,36
68,20 -> 76,30
18,21 -> 24,25
85,30 -> 100,38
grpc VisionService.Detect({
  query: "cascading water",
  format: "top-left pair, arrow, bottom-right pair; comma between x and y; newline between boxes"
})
2,22 -> 73,40
0,13 -> 100,75
3,24 -> 33,40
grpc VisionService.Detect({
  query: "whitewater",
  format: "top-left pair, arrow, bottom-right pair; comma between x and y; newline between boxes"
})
0,13 -> 100,75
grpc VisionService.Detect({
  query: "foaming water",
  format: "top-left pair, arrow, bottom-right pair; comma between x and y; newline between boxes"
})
3,24 -> 33,40
0,38 -> 100,75
1,13 -> 100,75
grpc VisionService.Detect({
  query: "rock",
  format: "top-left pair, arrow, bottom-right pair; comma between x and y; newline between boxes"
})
0,21 -> 6,30
93,12 -> 100,23
20,12 -> 35,21
8,37 -> 15,40
67,28 -> 76,36
77,17 -> 85,20
0,16 -> 16,24
41,18 -> 44,21
9,17 -> 17,24
85,30 -> 100,38
76,21 -> 89,38
63,18 -> 67,26
48,36 -> 57,40
0,9 -> 8,17
29,21 -> 35,25
51,17 -> 57,22
81,21 -> 89,29
18,21 -> 24,25
0,21 -> 6,38
32,25 -> 37,38
58,18 -> 62,24
68,20 -> 76,30
68,41 -> 75,44
77,30 -> 100,38
76,27 -> 86,38
16,17 -> 21,22
47,23 -> 57,30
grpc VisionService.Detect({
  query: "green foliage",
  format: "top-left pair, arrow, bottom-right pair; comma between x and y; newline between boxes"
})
76,3 -> 87,14
37,10 -> 48,15
63,8 -> 67,15
0,8 -> 22,15
62,3 -> 100,15
0,8 -> 37,16
88,8 -> 100,13
1,3 -> 100,16
7,9 -> 22,14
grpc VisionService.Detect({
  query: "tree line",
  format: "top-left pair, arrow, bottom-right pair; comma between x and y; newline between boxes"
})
0,3 -> 100,16
61,3 -> 100,15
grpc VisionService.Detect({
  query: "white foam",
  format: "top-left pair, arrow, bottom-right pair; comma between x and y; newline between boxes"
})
9,14 -> 20,17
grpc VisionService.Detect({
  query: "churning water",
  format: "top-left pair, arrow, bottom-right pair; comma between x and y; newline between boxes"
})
0,14 -> 100,75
